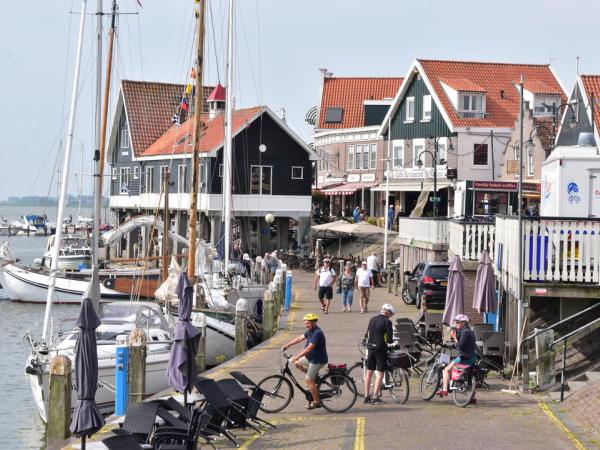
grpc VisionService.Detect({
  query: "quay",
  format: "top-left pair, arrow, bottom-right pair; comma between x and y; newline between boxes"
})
59,271 -> 591,449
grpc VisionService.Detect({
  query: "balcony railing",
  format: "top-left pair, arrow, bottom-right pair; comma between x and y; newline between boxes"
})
448,219 -> 496,262
397,217 -> 448,246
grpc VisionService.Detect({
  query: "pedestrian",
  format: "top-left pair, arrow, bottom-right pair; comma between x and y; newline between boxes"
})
353,206 -> 360,224
363,304 -> 395,404
313,258 -> 337,314
367,252 -> 380,287
387,205 -> 395,230
338,261 -> 355,312
282,313 -> 328,409
355,260 -> 374,313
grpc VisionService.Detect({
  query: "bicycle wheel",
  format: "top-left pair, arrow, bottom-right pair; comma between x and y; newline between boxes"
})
347,362 -> 368,398
419,366 -> 441,401
257,375 -> 294,413
318,374 -> 357,413
452,374 -> 477,407
388,368 -> 410,404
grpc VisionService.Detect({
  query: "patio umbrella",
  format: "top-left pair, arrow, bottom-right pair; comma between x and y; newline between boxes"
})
472,250 -> 498,314
70,266 -> 105,449
166,272 -> 201,403
442,255 -> 465,326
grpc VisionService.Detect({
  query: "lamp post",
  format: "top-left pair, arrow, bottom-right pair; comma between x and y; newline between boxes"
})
416,136 -> 447,218
542,101 -> 578,149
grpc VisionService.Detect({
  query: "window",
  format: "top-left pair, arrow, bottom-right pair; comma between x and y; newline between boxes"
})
324,107 -> 343,123
413,141 -> 424,168
362,132 -> 369,140
319,148 -> 331,171
335,134 -> 341,142
120,129 -> 129,148
405,97 -> 415,121
144,166 -> 154,193
459,94 -> 484,118
392,140 -> 403,167
422,95 -> 432,120
250,165 -> 272,195
362,145 -> 369,169
436,139 -> 447,165
219,164 -> 223,177
133,166 -> 139,179
355,146 -> 362,169
370,144 -> 377,169
292,166 -> 304,179
112,167 -> 118,180
513,143 -> 520,161
369,131 -> 377,140
347,145 -> 355,170
527,146 -> 535,176
533,95 -> 560,117
473,144 -> 488,165
177,165 -> 187,193
119,167 -> 130,194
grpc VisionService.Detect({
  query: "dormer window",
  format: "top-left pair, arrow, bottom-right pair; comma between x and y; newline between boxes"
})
459,93 -> 485,118
533,95 -> 560,117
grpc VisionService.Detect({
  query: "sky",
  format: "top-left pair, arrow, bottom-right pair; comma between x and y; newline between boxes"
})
1,0 -> 600,200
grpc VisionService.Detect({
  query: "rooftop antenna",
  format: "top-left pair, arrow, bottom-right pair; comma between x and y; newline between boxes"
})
576,56 -> 580,76
279,103 -> 287,123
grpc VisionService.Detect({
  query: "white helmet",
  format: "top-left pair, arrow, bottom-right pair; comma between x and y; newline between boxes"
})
381,303 -> 395,315
455,314 -> 469,323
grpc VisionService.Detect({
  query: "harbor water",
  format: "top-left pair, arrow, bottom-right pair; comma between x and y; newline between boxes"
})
0,205 -> 93,449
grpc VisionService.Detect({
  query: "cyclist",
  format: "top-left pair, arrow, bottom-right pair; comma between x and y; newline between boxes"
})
282,313 -> 328,409
363,303 -> 395,404
436,314 -> 477,398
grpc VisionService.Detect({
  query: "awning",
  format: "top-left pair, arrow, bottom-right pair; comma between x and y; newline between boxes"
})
321,182 -> 378,196
371,181 -> 454,192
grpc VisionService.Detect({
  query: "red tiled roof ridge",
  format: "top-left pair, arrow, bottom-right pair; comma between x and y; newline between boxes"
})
122,79 -> 185,87
325,76 -> 402,80
417,58 -> 551,68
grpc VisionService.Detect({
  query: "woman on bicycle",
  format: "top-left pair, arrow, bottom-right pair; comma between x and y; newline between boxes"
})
339,261 -> 355,312
436,314 -> 476,398
282,313 -> 328,409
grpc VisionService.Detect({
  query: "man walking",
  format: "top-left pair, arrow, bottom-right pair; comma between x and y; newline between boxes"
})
282,313 -> 328,409
367,252 -> 380,287
314,258 -> 337,314
387,205 -> 395,230
355,260 -> 374,313
364,304 -> 395,404
353,206 -> 360,223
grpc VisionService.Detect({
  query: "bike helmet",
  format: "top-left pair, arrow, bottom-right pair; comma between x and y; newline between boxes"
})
303,313 -> 319,321
455,314 -> 469,323
381,303 -> 395,315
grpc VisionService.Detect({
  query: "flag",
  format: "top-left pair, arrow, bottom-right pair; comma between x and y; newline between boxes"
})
180,98 -> 189,111
136,0 -> 142,7
190,68 -> 197,79
185,83 -> 192,95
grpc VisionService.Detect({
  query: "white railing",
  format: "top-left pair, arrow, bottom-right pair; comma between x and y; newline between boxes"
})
448,220 -> 496,262
397,218 -> 448,246
495,216 -> 600,289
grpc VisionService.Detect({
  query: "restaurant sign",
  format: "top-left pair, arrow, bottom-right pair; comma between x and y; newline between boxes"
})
473,181 -> 540,192
389,167 -> 447,180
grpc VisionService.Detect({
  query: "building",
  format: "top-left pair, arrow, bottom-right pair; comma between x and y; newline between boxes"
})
312,70 -> 402,218
557,74 -> 600,147
108,80 -> 317,258
378,59 -> 565,218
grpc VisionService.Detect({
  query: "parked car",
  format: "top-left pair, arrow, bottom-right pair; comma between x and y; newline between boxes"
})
401,261 -> 449,309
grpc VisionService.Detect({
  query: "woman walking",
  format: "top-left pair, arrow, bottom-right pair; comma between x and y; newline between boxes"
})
339,261 -> 355,312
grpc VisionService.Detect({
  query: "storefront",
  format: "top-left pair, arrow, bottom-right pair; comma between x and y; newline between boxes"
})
454,180 -> 540,218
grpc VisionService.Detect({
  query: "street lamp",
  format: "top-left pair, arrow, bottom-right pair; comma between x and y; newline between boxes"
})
542,101 -> 578,148
415,136 -> 447,218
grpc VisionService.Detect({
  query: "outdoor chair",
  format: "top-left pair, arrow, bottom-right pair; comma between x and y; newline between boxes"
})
480,331 -> 505,377
103,434 -> 147,450
217,378 -> 275,429
424,312 -> 443,344
112,401 -> 160,444
473,323 -> 494,342
230,370 -> 270,417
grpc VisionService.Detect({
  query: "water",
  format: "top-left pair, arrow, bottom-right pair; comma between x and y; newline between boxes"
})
0,205 -> 93,449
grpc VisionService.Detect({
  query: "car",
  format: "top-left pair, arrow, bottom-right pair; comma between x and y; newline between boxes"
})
401,261 -> 449,309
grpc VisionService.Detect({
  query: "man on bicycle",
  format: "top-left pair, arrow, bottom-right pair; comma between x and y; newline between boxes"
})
282,313 -> 328,409
364,303 -> 395,404
437,314 -> 477,398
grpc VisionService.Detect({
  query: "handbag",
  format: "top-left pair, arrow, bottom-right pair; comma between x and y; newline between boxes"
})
336,287 -> 342,294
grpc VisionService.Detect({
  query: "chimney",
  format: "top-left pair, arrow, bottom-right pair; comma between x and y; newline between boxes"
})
207,84 -> 226,119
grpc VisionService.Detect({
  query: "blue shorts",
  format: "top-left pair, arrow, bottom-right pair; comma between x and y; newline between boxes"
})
454,356 -> 477,366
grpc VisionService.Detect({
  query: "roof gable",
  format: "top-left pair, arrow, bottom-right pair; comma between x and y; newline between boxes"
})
580,75 -> 600,130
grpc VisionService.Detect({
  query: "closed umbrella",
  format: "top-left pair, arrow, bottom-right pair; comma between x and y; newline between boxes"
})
473,250 -> 497,314
166,272 -> 201,403
442,255 -> 465,326
70,266 -> 105,449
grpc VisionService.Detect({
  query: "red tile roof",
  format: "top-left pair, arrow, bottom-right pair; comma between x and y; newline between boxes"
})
580,75 -> 600,131
441,78 -> 486,92
318,77 -> 402,129
141,107 -> 263,157
207,84 -> 226,101
523,79 -> 563,95
121,80 -> 214,155
418,59 -> 566,128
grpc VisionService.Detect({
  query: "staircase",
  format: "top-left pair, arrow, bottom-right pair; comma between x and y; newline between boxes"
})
549,362 -> 600,401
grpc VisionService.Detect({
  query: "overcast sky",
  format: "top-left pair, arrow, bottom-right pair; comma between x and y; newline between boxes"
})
1,0 -> 599,199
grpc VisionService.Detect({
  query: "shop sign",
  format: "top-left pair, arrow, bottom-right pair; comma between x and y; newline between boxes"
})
507,160 -> 519,174
361,173 -> 376,182
473,180 -> 540,192
389,167 -> 447,180
347,174 -> 360,182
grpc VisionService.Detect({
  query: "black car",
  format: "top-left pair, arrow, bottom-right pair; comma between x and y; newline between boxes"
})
401,261 -> 449,309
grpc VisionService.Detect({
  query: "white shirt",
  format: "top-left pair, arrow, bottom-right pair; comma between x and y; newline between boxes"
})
367,255 -> 379,271
356,267 -> 373,287
317,267 -> 336,287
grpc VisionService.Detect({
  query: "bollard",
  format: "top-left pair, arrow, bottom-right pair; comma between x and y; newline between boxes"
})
115,334 -> 130,416
193,313 -> 207,373
47,355 -> 72,447
284,270 -> 293,310
387,268 -> 392,293
394,269 -> 399,295
235,299 -> 248,356
263,290 -> 274,340
128,327 -> 147,405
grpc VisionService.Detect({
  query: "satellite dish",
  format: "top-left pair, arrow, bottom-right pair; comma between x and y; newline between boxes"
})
265,213 -> 275,223
259,144 -> 267,153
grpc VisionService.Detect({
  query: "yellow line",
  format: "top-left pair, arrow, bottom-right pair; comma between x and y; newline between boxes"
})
238,430 -> 262,450
353,416 -> 365,450
538,403 -> 586,450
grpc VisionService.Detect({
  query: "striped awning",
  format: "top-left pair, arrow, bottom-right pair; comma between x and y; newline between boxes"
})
321,182 -> 378,196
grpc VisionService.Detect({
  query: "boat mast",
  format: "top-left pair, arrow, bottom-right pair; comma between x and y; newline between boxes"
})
222,0 -> 234,269
187,0 -> 206,280
97,0 -> 117,227
162,169 -> 170,281
42,0 -> 88,343
92,0 -> 103,266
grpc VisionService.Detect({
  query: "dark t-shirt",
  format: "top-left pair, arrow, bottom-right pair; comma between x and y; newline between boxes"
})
457,327 -> 476,359
365,314 -> 394,351
304,326 -> 328,364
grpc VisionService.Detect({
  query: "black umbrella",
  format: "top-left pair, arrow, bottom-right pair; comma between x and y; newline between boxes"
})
166,272 -> 201,404
70,266 -> 105,449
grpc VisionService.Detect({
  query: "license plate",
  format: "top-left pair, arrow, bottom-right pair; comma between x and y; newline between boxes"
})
440,353 -> 451,364
440,281 -> 448,286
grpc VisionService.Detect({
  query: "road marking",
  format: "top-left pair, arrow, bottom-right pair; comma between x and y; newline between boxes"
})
353,416 -> 365,450
538,403 -> 586,450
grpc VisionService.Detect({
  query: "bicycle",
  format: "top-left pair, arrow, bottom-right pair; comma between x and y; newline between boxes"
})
347,341 -> 410,404
257,351 -> 358,413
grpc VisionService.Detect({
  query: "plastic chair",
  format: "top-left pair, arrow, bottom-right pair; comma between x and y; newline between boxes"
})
473,323 -> 494,342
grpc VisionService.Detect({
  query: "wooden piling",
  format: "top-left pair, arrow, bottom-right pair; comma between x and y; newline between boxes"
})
263,290 -> 274,340
47,355 -> 72,448
194,313 -> 207,373
235,298 -> 248,356
128,327 -> 147,405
